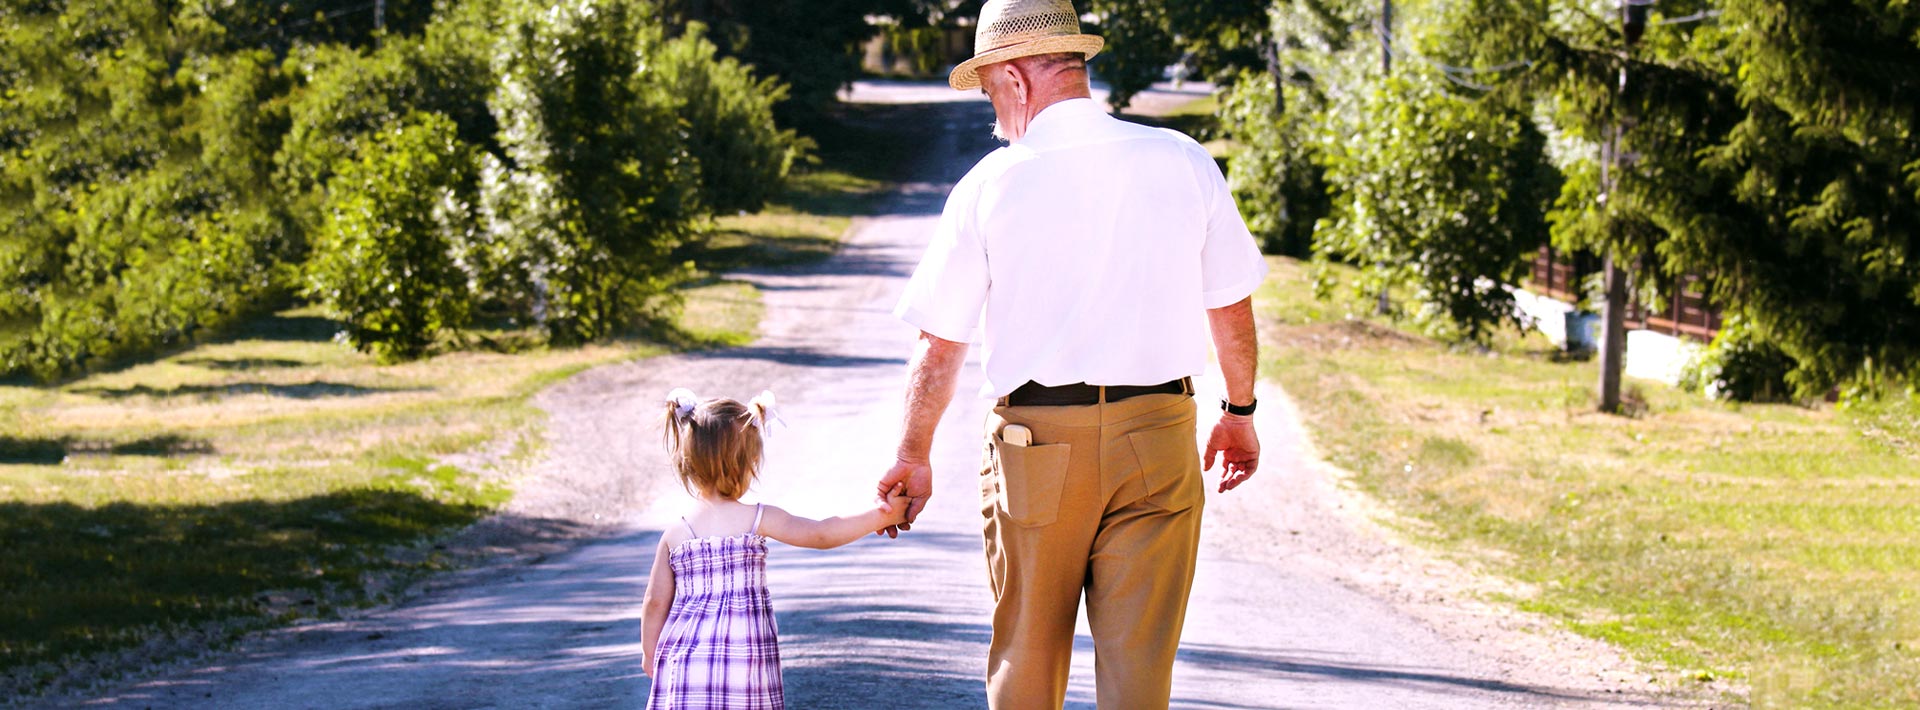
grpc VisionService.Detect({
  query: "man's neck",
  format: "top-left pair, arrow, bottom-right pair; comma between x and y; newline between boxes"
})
1022,85 -> 1094,124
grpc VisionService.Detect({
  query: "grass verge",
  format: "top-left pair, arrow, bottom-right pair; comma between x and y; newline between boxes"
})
1258,256 -> 1918,708
0,310 -> 659,698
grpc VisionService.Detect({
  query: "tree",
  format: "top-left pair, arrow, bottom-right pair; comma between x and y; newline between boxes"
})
654,23 -> 806,215
1437,0 -> 1920,396
1083,0 -> 1181,111
485,0 -> 699,344
305,113 -> 479,362
1216,0 -> 1371,258
656,0 -> 927,120
1314,70 -> 1558,342
0,0 -> 818,376
0,3 -> 295,379
1085,0 -> 1270,111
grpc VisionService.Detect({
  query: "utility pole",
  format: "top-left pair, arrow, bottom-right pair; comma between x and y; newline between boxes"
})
1597,0 -> 1648,413
1374,0 -> 1394,316
375,0 -> 386,33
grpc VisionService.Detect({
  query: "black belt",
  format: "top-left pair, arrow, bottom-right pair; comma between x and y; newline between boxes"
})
998,378 -> 1193,407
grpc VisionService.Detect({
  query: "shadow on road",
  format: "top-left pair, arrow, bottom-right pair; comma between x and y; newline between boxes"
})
1170,641 -> 1673,707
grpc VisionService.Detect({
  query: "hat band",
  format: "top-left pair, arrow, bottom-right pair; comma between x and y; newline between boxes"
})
976,10 -> 1084,54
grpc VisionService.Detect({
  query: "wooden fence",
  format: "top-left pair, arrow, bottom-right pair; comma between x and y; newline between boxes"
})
1528,246 -> 1723,343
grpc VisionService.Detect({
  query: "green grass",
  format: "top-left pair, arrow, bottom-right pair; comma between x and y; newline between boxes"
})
0,309 -> 664,697
1257,256 -> 1919,708
0,107 -> 897,698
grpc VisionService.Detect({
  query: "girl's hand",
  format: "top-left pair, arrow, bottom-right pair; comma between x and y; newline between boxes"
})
881,482 -> 912,526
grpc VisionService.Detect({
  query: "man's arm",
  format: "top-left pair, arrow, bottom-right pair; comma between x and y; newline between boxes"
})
1205,295 -> 1261,492
875,331 -> 970,537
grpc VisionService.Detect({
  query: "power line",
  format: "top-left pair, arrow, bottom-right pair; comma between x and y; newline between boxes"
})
1658,9 -> 1722,25
1377,26 -> 1531,91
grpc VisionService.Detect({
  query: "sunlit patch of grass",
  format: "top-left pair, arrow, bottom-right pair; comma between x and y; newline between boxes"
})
660,280 -> 764,350
695,209 -> 848,274
0,307 -> 662,696
1257,255 -> 1920,708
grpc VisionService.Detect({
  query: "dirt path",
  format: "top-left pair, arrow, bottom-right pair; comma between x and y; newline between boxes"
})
65,82 -> 1692,709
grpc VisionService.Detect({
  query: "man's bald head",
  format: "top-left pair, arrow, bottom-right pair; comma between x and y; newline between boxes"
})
1009,52 -> 1090,83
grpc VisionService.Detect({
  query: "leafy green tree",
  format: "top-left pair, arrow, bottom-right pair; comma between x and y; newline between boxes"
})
657,0 -> 923,119
1083,0 -> 1181,111
485,0 -> 698,344
1314,70 -> 1558,341
0,2 -> 294,378
0,0 -> 824,376
1086,0 -> 1270,111
1438,0 -> 1920,394
306,113 -> 479,362
655,23 -> 805,215
1218,71 -> 1331,259
1216,0 -> 1370,257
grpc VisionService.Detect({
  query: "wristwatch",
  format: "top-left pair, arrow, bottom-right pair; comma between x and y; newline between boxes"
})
1221,398 -> 1257,416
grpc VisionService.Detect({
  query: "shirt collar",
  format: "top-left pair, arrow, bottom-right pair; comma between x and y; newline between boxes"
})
1018,98 -> 1104,144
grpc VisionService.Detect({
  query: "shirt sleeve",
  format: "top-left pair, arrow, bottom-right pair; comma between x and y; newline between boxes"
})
894,175 -> 990,343
1194,146 -> 1270,309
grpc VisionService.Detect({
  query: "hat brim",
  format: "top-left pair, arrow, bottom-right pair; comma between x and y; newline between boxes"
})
949,35 -> 1104,91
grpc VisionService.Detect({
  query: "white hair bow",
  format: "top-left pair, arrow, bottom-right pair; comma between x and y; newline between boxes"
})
748,389 -> 785,436
667,388 -> 699,419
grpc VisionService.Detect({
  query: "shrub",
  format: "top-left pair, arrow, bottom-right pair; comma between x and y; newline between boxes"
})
655,22 -> 804,215
2,45 -> 292,380
1218,70 -> 1329,258
484,0 -> 699,344
1313,71 -> 1557,343
304,113 -> 479,363
1679,315 -> 1797,403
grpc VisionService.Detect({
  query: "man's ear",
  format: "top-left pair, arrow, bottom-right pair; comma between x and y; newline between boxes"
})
998,63 -> 1029,105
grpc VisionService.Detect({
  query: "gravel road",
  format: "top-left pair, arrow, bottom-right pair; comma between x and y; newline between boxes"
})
62,81 -> 1696,710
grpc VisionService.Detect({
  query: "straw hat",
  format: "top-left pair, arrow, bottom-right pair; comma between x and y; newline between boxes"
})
950,0 -> 1104,91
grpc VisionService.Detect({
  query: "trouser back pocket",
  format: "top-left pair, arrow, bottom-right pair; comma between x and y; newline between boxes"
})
991,431 -> 1071,527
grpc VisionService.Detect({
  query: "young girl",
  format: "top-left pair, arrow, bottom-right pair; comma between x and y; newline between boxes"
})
641,388 -> 908,709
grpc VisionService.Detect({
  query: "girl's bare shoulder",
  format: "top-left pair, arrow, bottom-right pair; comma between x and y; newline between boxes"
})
682,499 -> 763,539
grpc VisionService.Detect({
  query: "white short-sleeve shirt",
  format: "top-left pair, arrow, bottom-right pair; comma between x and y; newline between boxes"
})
894,98 -> 1268,398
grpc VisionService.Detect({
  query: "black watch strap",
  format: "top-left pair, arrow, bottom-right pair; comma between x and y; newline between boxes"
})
1221,398 -> 1257,416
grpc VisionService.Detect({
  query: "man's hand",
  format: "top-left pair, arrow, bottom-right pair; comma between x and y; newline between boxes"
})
874,458 -> 933,538
1204,413 -> 1259,493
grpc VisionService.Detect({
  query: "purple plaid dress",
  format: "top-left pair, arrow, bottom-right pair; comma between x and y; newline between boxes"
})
647,504 -> 783,709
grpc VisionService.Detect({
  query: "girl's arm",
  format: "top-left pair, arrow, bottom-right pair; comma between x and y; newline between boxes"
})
640,536 -> 675,676
758,488 -> 910,550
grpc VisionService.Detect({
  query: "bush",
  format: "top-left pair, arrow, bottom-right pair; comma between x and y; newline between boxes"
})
1679,315 -> 1797,403
2,44 -> 293,380
655,22 -> 804,215
3,0 -> 809,375
1313,71 -> 1557,343
304,113 -> 479,363
482,0 -> 700,345
1218,70 -> 1329,258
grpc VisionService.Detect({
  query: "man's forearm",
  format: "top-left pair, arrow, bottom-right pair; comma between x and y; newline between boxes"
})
1207,296 -> 1258,406
898,331 -> 969,461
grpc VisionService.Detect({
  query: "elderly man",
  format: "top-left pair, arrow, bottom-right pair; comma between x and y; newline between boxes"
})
874,0 -> 1266,707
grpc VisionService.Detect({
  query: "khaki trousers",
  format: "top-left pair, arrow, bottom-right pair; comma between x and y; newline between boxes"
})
978,393 -> 1204,710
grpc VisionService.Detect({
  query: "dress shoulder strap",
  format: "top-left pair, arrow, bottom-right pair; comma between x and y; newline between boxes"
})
749,503 -> 766,536
679,517 -> 699,539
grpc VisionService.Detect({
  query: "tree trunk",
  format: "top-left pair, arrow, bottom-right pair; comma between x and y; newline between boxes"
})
1597,254 -> 1628,413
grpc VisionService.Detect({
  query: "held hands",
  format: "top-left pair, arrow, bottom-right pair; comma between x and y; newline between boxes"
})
879,482 -> 912,528
873,457 -> 933,538
1204,412 -> 1260,493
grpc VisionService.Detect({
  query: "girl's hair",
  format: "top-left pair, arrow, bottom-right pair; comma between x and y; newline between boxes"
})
662,393 -> 770,500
